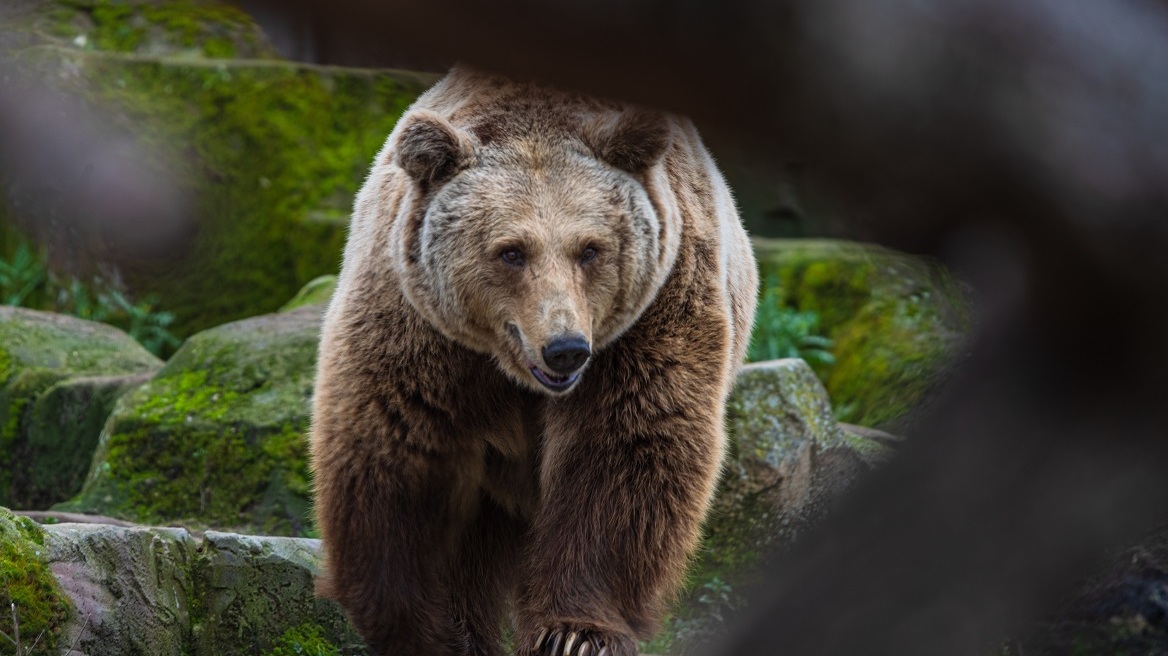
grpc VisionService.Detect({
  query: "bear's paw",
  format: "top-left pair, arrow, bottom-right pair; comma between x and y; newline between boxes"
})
522,624 -> 639,656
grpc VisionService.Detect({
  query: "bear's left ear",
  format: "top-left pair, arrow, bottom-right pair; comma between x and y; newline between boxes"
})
394,110 -> 475,185
583,109 -> 673,174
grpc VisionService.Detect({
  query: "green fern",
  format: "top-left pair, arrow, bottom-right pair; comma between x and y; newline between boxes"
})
0,241 -> 180,356
748,279 -> 836,366
0,243 -> 47,307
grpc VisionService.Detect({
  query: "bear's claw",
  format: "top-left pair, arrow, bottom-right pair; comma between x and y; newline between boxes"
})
531,626 -> 615,656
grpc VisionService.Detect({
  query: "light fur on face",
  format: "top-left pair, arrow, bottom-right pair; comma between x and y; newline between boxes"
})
391,120 -> 671,395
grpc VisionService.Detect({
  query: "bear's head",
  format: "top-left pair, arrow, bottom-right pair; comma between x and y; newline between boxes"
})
388,107 -> 679,395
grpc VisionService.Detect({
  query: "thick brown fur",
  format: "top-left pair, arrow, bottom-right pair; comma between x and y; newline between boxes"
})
310,66 -> 758,656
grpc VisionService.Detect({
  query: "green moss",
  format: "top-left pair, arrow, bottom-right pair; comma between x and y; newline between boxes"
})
0,371 -> 65,504
191,532 -> 365,655
65,369 -> 294,530
61,310 -> 321,535
18,376 -> 143,509
752,239 -> 971,427
280,275 -> 337,313
0,346 -> 12,386
6,5 -> 432,341
51,0 -> 276,59
825,298 -> 951,425
132,369 -> 237,421
265,623 -> 342,656
70,56 -> 424,338
0,508 -> 72,655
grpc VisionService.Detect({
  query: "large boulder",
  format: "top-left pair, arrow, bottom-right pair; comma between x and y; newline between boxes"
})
0,0 -> 433,340
648,359 -> 891,652
752,238 -> 972,427
0,307 -> 161,509
58,306 -> 322,535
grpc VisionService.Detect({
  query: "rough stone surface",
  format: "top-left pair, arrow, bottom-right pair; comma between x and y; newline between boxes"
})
194,532 -> 363,656
44,523 -> 195,656
726,360 -> 888,520
752,238 -> 972,428
58,307 -> 322,535
0,307 -> 161,509
31,520 -> 362,656
718,358 -> 887,560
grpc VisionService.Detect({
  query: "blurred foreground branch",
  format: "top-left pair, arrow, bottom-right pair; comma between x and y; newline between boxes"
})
253,1 -> 1168,653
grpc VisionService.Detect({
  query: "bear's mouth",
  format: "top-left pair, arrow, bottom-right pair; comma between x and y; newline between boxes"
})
529,365 -> 581,392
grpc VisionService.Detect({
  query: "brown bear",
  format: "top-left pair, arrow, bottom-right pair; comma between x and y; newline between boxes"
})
310,65 -> 758,656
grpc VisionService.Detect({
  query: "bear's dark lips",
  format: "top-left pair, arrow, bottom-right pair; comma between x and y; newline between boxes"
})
530,365 -> 580,391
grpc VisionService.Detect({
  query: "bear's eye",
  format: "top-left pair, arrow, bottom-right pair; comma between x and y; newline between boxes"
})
580,246 -> 599,263
500,248 -> 525,266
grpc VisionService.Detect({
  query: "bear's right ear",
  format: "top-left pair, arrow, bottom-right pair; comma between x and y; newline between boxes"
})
393,110 -> 474,185
583,109 -> 672,174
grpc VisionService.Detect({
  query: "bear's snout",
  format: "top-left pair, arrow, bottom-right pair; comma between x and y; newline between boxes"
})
541,334 -> 591,375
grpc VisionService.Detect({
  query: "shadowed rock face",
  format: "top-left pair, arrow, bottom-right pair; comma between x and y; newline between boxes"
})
0,307 -> 161,509
1009,526 -> 1168,654
648,359 -> 891,653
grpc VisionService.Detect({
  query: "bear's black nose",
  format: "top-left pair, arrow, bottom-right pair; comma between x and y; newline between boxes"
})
542,335 -> 591,375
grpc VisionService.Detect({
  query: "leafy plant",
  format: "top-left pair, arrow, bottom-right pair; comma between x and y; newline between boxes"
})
51,279 -> 181,356
748,279 -> 836,366
0,244 -> 47,307
695,576 -> 739,625
644,576 -> 745,654
0,241 -> 181,356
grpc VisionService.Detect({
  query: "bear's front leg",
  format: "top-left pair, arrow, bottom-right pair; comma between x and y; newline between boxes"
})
516,320 -> 731,656
311,342 -> 510,656
313,423 -> 476,656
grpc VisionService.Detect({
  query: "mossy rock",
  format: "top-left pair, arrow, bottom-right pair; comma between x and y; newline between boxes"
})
649,359 -> 888,652
34,0 -> 278,60
280,274 -> 337,313
1,1 -> 434,340
194,532 -> 363,656
0,307 -> 161,509
58,306 -> 323,535
1008,525 -> 1168,655
752,238 -> 972,427
0,507 -> 72,655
